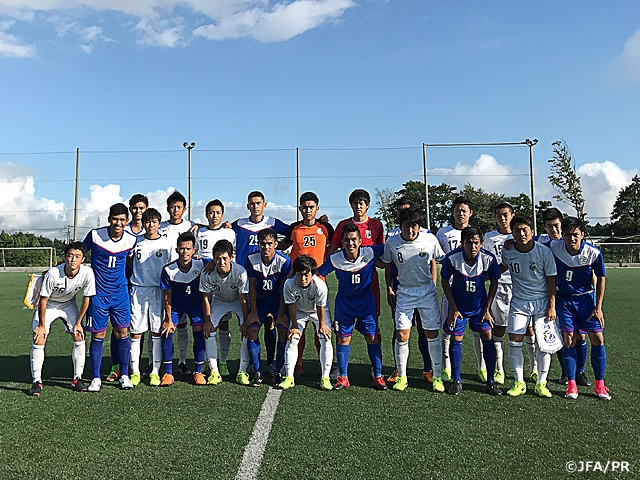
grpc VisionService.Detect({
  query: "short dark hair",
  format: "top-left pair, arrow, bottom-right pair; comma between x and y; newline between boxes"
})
205,199 -> 225,215
109,203 -> 129,219
142,208 -> 162,224
293,254 -> 317,275
257,228 -> 277,243
396,197 -> 414,209
452,196 -> 473,211
247,191 -> 265,202
398,206 -> 422,228
510,215 -> 534,231
300,191 -> 319,205
461,225 -> 484,244
213,239 -> 234,258
561,216 -> 584,235
177,231 -> 196,248
167,190 -> 186,207
64,241 -> 86,257
542,207 -> 563,223
129,194 -> 148,207
348,189 -> 370,206
341,222 -> 360,240
494,202 -> 514,214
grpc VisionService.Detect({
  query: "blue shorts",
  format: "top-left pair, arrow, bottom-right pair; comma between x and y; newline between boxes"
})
557,293 -> 601,334
246,302 -> 289,329
171,306 -> 204,327
86,293 -> 130,333
334,293 -> 379,338
443,311 -> 491,336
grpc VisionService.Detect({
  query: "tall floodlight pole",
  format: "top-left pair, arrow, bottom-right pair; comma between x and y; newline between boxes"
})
422,143 -> 431,231
525,138 -> 539,235
183,142 -> 195,221
296,148 -> 301,221
73,148 -> 80,240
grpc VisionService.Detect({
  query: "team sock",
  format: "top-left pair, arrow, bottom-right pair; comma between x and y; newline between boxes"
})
367,342 -> 383,378
116,336 -> 131,375
450,339 -> 463,382
264,327 -> 276,366
336,343 -> 350,377
392,329 -> 398,366
536,349 -> 551,384
110,331 -> 118,369
90,336 -> 104,379
508,340 -> 524,383
394,339 -> 409,377
427,334 -> 443,378
591,344 -> 606,381
72,340 -> 86,379
147,331 -> 153,364
441,332 -> 451,372
557,347 -> 567,377
417,332 -> 432,372
193,330 -> 205,373
472,332 -> 486,372
30,344 -> 45,383
151,335 -> 162,375
219,328 -> 231,364
525,334 -> 537,372
319,335 -> 332,378
284,334 -> 301,378
248,339 -> 262,374
564,345 -> 577,380
205,331 -> 219,372
130,337 -> 141,375
494,335 -> 504,373
275,340 -> 287,375
239,337 -> 250,373
162,332 -> 174,375
481,338 -> 496,383
177,324 -> 189,364
577,337 -> 588,373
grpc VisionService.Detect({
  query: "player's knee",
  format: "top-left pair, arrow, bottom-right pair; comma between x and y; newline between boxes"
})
589,332 -> 604,346
509,340 -> 523,349
364,335 -> 378,345
113,328 -> 128,339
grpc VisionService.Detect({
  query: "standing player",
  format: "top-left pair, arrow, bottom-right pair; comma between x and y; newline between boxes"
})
549,217 -> 610,400
127,208 -> 172,387
125,194 -> 148,236
29,242 -> 95,396
159,232 -> 209,386
382,207 -> 445,392
502,215 -> 557,398
196,199 -> 236,260
83,203 -> 137,392
318,222 -> 387,391
243,229 -> 291,387
441,226 -> 502,396
200,239 -> 250,384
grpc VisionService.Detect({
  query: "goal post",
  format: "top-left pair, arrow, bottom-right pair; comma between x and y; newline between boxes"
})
0,247 -> 55,271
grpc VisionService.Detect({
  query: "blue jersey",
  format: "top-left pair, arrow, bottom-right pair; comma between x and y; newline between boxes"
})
161,258 -> 210,313
83,227 -> 137,296
245,251 -> 291,305
440,247 -> 501,317
232,216 -> 289,267
549,239 -> 605,296
318,245 -> 385,298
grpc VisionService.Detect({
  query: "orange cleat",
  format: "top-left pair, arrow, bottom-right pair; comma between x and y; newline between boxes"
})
387,369 -> 399,384
160,373 -> 174,386
422,370 -> 434,383
193,372 -> 206,386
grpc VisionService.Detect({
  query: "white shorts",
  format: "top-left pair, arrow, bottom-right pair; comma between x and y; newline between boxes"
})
32,301 -> 79,334
292,307 -> 331,334
396,284 -> 440,331
210,300 -> 244,328
490,283 -> 512,328
130,286 -> 163,334
508,297 -> 548,336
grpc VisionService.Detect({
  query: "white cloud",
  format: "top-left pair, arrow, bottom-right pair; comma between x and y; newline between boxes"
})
135,16 -> 185,47
577,161 -> 637,221
0,20 -> 35,57
47,15 -> 111,50
615,29 -> 640,83
79,43 -> 91,52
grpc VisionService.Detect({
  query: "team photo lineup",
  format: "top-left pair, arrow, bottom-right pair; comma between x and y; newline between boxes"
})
28,186 -> 611,402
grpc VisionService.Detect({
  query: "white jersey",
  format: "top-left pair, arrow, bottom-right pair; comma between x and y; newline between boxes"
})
283,276 -> 328,313
483,229 -> 513,285
196,226 -> 236,259
386,226 -> 429,239
381,231 -> 444,288
436,225 -> 462,254
130,235 -> 172,287
501,241 -> 557,301
40,264 -> 95,306
159,219 -> 195,262
199,262 -> 249,303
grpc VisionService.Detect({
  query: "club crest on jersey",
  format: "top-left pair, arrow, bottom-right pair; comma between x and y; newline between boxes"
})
419,249 -> 427,257
529,262 -> 537,271
317,228 -> 324,235
155,251 -> 163,257
580,255 -> 588,265
193,270 -> 200,276
365,230 -> 372,239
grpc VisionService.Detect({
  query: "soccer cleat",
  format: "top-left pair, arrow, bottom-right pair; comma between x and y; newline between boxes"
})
393,375 -> 408,391
266,364 -> 276,377
333,376 -> 350,391
193,372 -> 206,386
478,369 -> 487,383
372,375 -> 388,391
178,363 -> 192,376
29,382 -> 43,396
506,381 -> 527,397
142,363 -> 153,378
272,372 -> 283,387
564,380 -> 578,399
320,376 -> 332,391
329,365 -> 339,381
449,381 -> 463,396
207,371 -> 222,385
529,370 -> 538,383
486,381 -> 503,396
432,377 -> 445,393
249,371 -> 263,387
422,370 -> 433,383
387,369 -> 399,384
594,384 -> 611,401
160,373 -> 174,386
236,371 -> 250,386
119,375 -> 133,390
219,362 -> 230,377
293,364 -> 303,378
576,371 -> 592,387
106,366 -> 120,382
559,375 -> 568,385
534,381 -> 552,398
87,378 -> 102,392
278,375 -> 295,390
149,373 -> 161,386
130,373 -> 141,387
494,370 -> 505,385
441,368 -> 451,382
71,377 -> 88,392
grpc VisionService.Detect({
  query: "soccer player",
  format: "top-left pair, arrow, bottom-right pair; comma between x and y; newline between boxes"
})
549,217 -> 610,400
278,255 -> 333,391
29,242 -> 95,396
200,239 -> 250,384
159,232 -> 209,386
83,203 -> 138,392
232,191 -> 289,376
126,208 -> 172,387
196,199 -> 236,260
502,215 -> 557,398
382,207 -> 445,392
482,202 -> 515,385
441,226 -> 503,396
243,228 -> 291,387
318,222 -> 387,391
125,193 -> 148,236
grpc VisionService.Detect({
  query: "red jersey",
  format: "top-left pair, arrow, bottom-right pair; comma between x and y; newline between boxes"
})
331,217 -> 385,248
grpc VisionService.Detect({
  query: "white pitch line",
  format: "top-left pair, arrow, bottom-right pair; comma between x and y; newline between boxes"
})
235,387 -> 283,480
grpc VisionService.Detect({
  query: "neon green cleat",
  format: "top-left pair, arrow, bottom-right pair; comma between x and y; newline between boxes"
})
236,371 -> 250,385
130,373 -> 141,386
432,377 -> 445,393
149,373 -> 161,386
441,368 -> 451,382
320,376 -> 332,391
207,371 -> 222,385
507,381 -> 527,397
534,381 -> 552,398
478,369 -> 487,382
529,370 -> 538,383
278,375 -> 295,390
393,375 -> 408,391
219,362 -> 230,377
494,370 -> 505,385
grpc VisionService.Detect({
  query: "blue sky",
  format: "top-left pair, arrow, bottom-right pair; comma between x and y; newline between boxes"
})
1,1 -> 639,238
